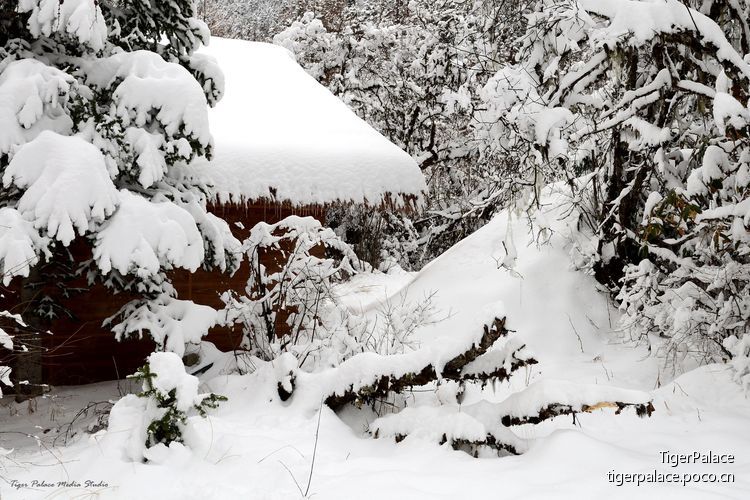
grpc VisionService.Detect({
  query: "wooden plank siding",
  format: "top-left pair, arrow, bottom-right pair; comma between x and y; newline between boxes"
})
1,202 -> 324,386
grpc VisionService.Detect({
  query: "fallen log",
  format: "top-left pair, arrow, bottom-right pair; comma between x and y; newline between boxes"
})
323,317 -> 537,410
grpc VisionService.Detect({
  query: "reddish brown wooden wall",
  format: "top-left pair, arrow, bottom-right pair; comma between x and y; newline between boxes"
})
2,202 -> 324,386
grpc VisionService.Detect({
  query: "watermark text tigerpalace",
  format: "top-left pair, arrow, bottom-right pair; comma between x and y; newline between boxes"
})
607,451 -> 735,487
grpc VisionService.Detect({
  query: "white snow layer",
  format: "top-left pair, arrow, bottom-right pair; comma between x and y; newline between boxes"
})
178,38 -> 426,207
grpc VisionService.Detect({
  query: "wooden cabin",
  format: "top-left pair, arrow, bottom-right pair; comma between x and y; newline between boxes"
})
3,38 -> 425,388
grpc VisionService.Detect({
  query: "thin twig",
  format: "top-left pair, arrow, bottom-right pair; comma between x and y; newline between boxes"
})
304,400 -> 324,497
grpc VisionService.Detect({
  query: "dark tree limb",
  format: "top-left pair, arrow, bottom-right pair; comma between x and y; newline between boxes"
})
500,400 -> 655,427
322,317 -> 521,411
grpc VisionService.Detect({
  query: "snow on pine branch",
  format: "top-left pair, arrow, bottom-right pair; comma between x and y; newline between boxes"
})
18,0 -> 108,51
81,50 -> 213,184
93,190 -> 204,278
180,197 -> 242,273
110,295 -> 218,358
0,59 -> 76,155
3,131 -> 119,246
0,207 -> 48,285
82,50 -> 212,146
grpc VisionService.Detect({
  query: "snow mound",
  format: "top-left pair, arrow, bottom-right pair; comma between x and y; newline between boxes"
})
178,38 -> 426,207
373,405 -> 487,443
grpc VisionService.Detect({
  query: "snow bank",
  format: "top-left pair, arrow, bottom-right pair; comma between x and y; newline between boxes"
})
177,38 -> 426,207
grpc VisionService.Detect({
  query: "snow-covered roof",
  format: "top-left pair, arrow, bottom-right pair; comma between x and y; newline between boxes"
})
182,37 -> 426,208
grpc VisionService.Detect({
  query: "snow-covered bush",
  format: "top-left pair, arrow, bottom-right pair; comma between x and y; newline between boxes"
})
125,352 -> 225,453
203,0 -> 350,42
0,0 -> 240,369
221,215 -> 444,369
325,205 -> 420,271
222,216 -> 367,365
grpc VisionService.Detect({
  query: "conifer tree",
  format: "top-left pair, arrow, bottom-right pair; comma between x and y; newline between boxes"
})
0,0 -> 240,392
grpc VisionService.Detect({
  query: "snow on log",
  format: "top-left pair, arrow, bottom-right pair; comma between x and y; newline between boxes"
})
320,317 -> 526,410
497,380 -> 654,427
369,381 -> 654,456
371,403 -> 528,456
460,337 -> 537,383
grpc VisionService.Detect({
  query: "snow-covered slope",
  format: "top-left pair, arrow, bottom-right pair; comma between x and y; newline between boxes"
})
339,184 -> 658,391
180,37 -> 426,207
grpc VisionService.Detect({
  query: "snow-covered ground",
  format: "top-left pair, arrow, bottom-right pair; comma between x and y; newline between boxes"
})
1,187 -> 748,499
